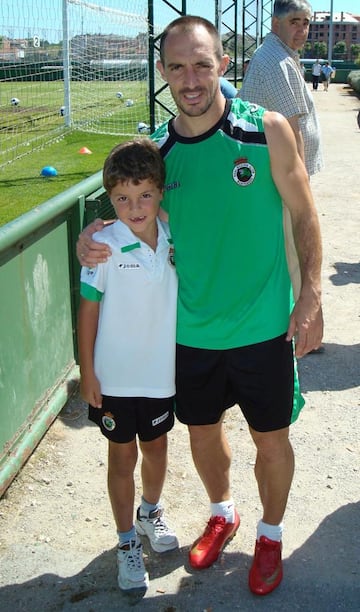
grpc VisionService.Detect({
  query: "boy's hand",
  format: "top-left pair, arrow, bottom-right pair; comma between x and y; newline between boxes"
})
80,373 -> 102,408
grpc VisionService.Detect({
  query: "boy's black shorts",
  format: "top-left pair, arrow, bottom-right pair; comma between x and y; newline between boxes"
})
89,396 -> 175,443
175,334 -> 296,432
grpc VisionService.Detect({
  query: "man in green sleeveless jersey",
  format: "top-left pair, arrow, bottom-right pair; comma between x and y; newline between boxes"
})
77,16 -> 323,596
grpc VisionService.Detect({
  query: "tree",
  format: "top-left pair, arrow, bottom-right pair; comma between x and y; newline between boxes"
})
313,41 -> 327,58
333,41 -> 347,58
303,42 -> 312,57
350,44 -> 360,60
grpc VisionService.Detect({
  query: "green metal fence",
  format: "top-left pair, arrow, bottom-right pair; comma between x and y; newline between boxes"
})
0,170 -> 111,498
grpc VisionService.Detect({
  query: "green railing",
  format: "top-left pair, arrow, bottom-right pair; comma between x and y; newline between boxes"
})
0,170 -> 115,498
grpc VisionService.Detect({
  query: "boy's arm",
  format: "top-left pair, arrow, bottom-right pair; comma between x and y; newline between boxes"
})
264,111 -> 323,358
77,297 -> 102,407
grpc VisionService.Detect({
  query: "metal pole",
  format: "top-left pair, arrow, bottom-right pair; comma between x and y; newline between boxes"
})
149,0 -> 187,126
233,0 -> 238,84
148,0 -> 155,132
256,0 -> 261,47
328,0 -> 334,63
215,0 -> 222,32
62,0 -> 71,128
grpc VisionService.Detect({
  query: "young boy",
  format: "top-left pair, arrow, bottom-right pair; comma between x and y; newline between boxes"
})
77,138 -> 178,594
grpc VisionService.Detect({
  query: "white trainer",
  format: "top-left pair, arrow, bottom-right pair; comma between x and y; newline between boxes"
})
135,507 -> 179,553
117,538 -> 149,592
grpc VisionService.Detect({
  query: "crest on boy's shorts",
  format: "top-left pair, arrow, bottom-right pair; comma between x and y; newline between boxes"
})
102,412 -> 116,431
232,157 -> 255,187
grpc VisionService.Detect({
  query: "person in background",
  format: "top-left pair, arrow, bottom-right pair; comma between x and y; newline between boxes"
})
219,76 -> 238,98
239,0 -> 324,356
311,59 -> 322,90
243,58 -> 250,76
78,138 -> 178,594
77,15 -> 323,596
321,61 -> 335,91
240,0 -> 323,185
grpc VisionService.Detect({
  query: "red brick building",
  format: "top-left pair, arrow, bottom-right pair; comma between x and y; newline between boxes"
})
309,11 -> 360,59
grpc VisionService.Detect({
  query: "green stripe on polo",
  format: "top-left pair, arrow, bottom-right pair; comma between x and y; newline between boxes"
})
80,281 -> 103,301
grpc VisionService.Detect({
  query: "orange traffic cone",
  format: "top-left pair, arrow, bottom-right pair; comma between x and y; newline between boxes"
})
78,147 -> 92,154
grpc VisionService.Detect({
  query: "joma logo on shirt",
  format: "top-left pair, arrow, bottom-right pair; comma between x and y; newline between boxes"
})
118,263 -> 141,269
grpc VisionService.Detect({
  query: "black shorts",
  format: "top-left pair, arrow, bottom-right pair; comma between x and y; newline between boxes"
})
89,396 -> 175,443
175,334 -> 296,432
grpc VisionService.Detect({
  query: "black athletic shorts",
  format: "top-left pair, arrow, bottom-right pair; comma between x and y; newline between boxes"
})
175,334 -> 295,432
89,396 -> 175,443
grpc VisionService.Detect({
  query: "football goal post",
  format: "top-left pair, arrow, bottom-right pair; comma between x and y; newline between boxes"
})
0,0 -> 174,167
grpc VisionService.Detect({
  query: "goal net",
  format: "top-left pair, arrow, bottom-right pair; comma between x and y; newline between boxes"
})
65,0 -> 151,135
0,0 -> 173,167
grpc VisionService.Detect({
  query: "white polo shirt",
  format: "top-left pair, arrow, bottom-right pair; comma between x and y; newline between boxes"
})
80,218 -> 177,398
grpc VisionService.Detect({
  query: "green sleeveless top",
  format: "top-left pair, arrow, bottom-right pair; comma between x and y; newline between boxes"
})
153,98 -> 293,350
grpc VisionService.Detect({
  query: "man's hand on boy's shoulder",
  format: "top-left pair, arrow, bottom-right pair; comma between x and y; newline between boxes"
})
77,218 -> 113,267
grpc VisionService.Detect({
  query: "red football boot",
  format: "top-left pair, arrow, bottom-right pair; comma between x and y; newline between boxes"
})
189,510 -> 240,569
249,535 -> 283,595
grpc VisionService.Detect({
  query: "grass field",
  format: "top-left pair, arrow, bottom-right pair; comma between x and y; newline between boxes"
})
0,130 -> 128,226
0,78 -> 175,226
0,80 -> 153,169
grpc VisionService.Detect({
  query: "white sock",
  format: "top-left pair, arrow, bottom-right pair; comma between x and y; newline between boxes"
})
257,519 -> 283,542
210,499 -> 235,523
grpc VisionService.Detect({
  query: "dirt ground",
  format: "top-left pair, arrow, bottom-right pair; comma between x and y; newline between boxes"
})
0,83 -> 359,612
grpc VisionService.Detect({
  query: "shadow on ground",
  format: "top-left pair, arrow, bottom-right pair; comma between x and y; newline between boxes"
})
0,502 -> 358,611
299,342 -> 359,392
329,261 -> 360,286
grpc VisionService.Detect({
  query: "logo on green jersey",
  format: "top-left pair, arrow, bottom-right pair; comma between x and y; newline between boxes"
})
232,157 -> 255,187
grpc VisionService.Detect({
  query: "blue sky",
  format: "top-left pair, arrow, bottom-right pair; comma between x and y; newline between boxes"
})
311,1 -> 359,13
1,1 -> 359,42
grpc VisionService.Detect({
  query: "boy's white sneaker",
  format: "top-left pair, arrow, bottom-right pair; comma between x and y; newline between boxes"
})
135,507 -> 179,553
117,537 -> 149,592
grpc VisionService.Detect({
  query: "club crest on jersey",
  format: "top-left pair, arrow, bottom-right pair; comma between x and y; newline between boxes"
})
168,246 -> 175,266
232,157 -> 255,187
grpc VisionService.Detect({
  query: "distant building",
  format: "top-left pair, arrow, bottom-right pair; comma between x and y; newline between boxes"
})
308,12 -> 360,60
0,37 -> 28,61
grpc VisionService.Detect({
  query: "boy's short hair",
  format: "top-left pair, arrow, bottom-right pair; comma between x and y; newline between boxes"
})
103,138 -> 165,193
